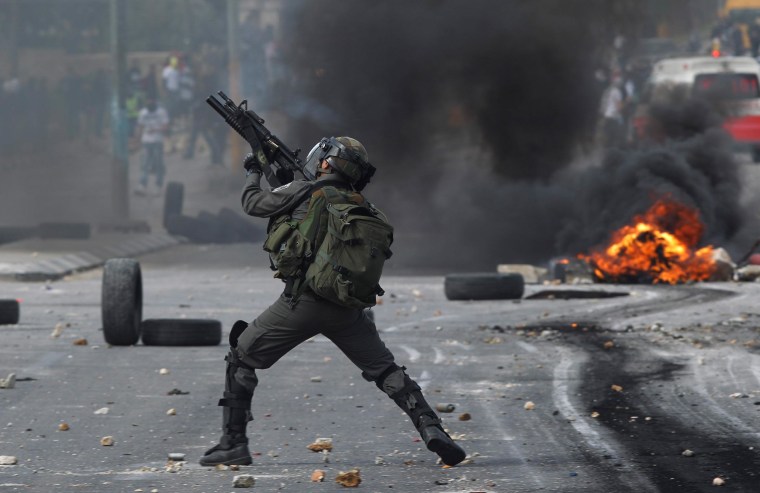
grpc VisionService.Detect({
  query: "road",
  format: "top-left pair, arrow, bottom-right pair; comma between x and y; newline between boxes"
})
1,244 -> 759,492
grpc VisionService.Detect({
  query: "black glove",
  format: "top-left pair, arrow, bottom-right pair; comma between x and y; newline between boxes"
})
243,152 -> 263,175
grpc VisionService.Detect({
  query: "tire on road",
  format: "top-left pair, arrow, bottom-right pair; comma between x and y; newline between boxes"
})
444,273 -> 525,301
141,319 -> 222,346
163,182 -> 184,228
38,222 -> 91,239
0,299 -> 20,325
101,258 -> 142,346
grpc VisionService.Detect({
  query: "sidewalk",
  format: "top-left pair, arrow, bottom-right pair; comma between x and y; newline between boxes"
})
0,124 -> 254,282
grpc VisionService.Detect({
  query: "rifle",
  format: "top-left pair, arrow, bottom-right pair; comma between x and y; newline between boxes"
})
206,91 -> 305,187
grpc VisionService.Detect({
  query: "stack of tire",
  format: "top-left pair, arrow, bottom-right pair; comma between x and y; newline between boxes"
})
0,299 -> 20,325
163,182 -> 264,244
444,273 -> 524,301
101,258 -> 222,346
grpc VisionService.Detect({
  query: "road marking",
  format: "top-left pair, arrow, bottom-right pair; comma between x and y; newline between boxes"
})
552,347 -> 658,491
515,341 -> 538,353
399,345 -> 420,362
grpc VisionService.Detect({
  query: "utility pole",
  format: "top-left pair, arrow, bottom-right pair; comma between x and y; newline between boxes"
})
110,0 -> 129,219
227,0 -> 243,172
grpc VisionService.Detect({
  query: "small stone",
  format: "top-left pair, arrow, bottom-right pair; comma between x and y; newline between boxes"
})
51,323 -> 64,338
0,374 -> 16,389
307,437 -> 333,452
73,338 -> 88,346
0,455 -> 18,465
435,403 -> 455,413
712,477 -> 725,486
374,456 -> 386,465
215,464 -> 229,471
229,464 -> 240,471
165,460 -> 183,473
611,385 -> 623,392
524,401 -> 535,410
311,469 -> 325,482
159,368 -> 170,375
166,408 -> 176,416
58,423 -> 70,431
167,453 -> 185,461
682,449 -> 695,457
100,436 -> 114,446
310,376 -> 322,383
591,411 -> 600,418
729,392 -> 747,399
232,474 -> 255,488
458,412 -> 471,421
150,489 -> 158,493
335,468 -> 361,488
603,341 -> 614,349
94,407 -> 109,415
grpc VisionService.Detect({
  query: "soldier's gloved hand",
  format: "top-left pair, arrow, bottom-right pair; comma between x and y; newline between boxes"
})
243,152 -> 263,175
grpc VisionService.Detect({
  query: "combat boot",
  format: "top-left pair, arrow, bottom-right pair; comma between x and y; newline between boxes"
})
199,433 -> 252,466
417,413 -> 467,466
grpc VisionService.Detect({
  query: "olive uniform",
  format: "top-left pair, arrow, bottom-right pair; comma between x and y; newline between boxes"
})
200,140 -> 465,468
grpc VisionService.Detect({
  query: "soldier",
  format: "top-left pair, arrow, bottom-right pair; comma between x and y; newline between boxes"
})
199,136 -> 466,467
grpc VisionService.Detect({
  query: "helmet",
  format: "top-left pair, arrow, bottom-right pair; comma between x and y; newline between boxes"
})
303,136 -> 376,190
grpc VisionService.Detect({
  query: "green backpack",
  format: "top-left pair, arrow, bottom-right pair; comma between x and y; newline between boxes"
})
263,185 -> 393,308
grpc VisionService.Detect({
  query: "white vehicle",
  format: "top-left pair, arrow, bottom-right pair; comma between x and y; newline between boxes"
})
633,56 -> 760,160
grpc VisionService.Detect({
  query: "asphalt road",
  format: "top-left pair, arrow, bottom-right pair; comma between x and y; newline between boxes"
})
1,244 -> 759,493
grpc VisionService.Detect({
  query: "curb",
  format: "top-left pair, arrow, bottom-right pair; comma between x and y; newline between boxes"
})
0,233 -> 184,282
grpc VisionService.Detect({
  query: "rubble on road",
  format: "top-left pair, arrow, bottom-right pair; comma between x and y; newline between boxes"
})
232,474 -> 255,488
166,388 -> 189,395
710,248 -> 734,281
682,449 -> 695,457
100,436 -> 114,446
458,413 -> 471,421
94,407 -> 109,415
335,468 -> 361,488
713,477 -> 725,486
58,423 -> 69,431
307,438 -> 333,452
497,264 -> 548,284
611,385 -> 623,392
0,373 -> 16,389
166,408 -> 176,416
0,455 -> 18,465
735,265 -> 760,282
435,403 -> 455,413
50,322 -> 66,338
311,469 -> 325,482
165,459 -> 184,473
159,368 -> 170,375
524,401 -> 535,410
167,453 -> 185,461
72,338 -> 88,346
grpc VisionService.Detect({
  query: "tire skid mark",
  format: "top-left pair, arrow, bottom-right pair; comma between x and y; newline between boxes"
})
552,347 -> 658,492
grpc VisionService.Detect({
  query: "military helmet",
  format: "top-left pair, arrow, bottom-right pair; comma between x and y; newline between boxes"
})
303,136 -> 376,190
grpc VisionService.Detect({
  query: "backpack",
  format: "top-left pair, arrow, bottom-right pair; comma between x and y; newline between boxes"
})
262,185 -> 393,308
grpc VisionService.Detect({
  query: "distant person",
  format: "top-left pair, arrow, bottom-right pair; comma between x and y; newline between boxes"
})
162,56 -> 181,119
135,98 -> 169,195
600,74 -> 625,148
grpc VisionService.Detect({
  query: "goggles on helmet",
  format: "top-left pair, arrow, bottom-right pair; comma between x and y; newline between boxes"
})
302,136 -> 375,189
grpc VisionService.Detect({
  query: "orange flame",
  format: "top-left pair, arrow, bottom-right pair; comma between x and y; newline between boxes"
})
579,199 -> 716,284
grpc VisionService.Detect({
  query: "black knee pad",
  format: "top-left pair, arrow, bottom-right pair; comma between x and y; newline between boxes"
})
376,365 -> 420,399
229,320 -> 249,348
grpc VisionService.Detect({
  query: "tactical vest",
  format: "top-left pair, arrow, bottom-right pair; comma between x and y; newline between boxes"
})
262,185 -> 393,308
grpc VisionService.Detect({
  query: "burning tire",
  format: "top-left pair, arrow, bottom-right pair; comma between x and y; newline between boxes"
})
163,182 -> 184,229
444,273 -> 524,301
141,319 -> 222,346
0,299 -> 20,325
101,258 -> 142,346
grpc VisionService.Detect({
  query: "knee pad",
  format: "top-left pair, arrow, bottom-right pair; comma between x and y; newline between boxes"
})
219,349 -> 257,412
229,320 -> 249,348
376,365 -> 420,401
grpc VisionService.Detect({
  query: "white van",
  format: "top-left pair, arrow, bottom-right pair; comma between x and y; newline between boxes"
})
633,56 -> 760,160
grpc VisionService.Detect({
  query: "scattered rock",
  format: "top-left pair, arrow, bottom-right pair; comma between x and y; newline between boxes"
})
458,413 -> 471,421
603,341 -> 615,349
166,388 -> 189,395
0,455 -> 18,465
310,376 -> 322,383
165,460 -> 183,473
497,264 -> 548,284
232,474 -> 255,488
215,464 -> 229,471
590,411 -> 600,418
100,436 -> 114,446
435,403 -> 455,413
167,453 -> 185,461
729,392 -> 748,399
159,368 -> 170,375
412,289 -> 423,298
524,401 -> 535,410
307,438 -> 333,452
94,407 -> 109,415
335,468 -> 361,488
230,464 -> 240,471
483,336 -> 503,344
311,469 -> 325,482
166,408 -> 176,416
374,456 -> 386,465
710,248 -> 735,282
434,479 -> 449,485
58,423 -> 70,431
682,449 -> 695,457
73,338 -> 88,346
735,265 -> 760,282
712,477 -> 725,486
611,385 -> 623,392
51,323 -> 65,338
0,373 -> 16,389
